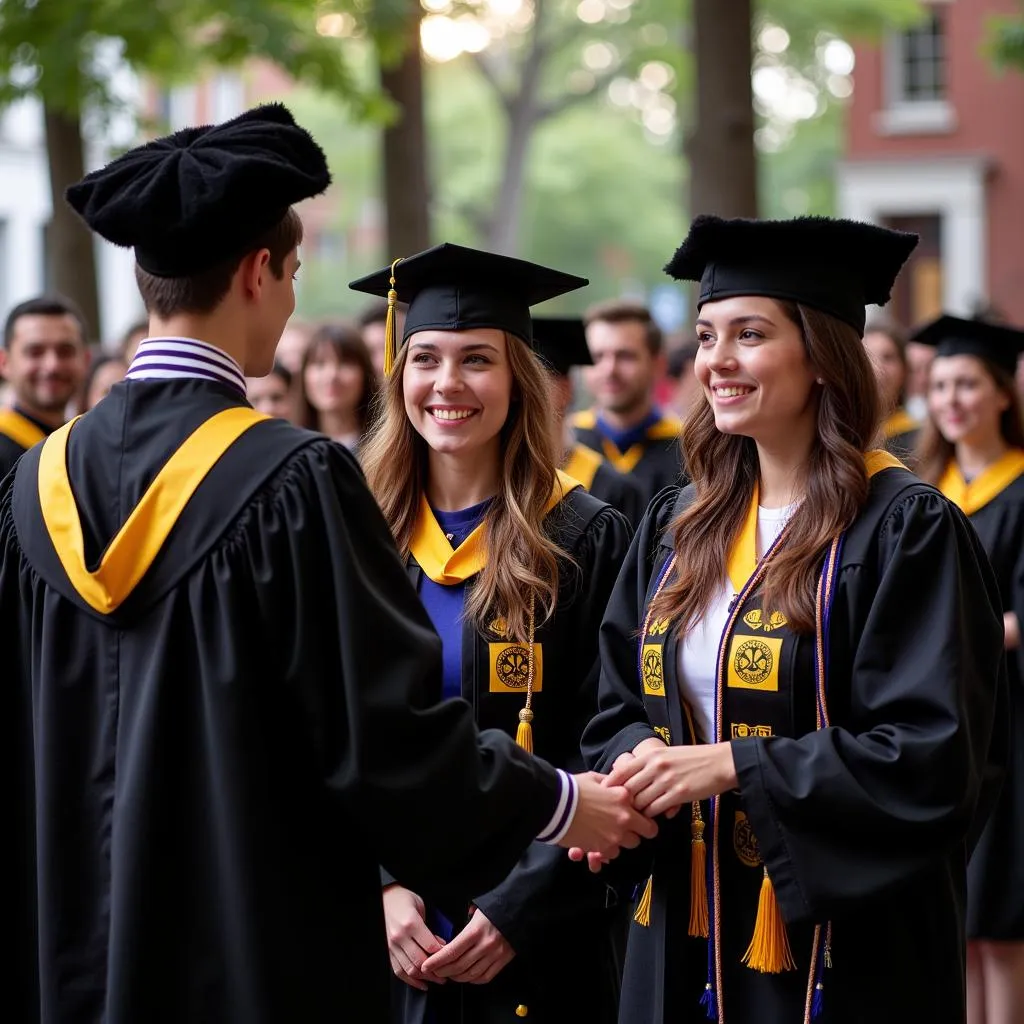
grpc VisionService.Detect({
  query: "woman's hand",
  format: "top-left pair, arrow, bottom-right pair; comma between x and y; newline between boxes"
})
1004,611 -> 1020,651
606,741 -> 739,818
382,884 -> 447,991
419,907 -> 514,984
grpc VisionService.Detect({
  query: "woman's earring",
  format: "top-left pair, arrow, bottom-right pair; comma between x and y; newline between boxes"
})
817,377 -> 825,385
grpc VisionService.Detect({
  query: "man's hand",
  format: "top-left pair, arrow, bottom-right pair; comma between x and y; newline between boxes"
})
382,885 -> 447,991
558,771 -> 658,870
419,907 -> 514,985
606,741 -> 738,818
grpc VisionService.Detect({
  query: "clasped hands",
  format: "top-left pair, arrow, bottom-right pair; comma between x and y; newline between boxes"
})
568,736 -> 738,872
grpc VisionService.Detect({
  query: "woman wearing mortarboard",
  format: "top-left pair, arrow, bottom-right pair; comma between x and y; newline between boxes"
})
354,243 -> 633,1024
912,314 -> 1024,1024
861,317 -> 920,464
580,215 -> 1008,1024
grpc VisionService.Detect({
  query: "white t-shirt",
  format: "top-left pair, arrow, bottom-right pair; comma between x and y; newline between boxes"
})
676,502 -> 798,742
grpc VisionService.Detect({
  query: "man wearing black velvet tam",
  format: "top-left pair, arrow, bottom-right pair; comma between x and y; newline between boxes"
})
0,105 -> 649,1024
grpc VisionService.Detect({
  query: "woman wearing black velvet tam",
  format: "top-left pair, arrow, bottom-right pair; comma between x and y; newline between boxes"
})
581,214 -> 1008,1024
0,105 -> 650,1023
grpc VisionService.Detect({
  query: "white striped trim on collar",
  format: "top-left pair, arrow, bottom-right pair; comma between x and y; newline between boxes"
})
126,337 -> 247,396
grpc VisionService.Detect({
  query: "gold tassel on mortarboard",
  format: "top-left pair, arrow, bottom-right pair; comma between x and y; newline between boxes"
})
515,605 -> 536,752
688,804 -> 709,938
741,867 -> 796,973
383,257 -> 403,377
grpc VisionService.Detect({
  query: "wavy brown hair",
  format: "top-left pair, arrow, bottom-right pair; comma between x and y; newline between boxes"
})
650,302 -> 881,636
916,356 -> 1024,485
362,331 -> 567,643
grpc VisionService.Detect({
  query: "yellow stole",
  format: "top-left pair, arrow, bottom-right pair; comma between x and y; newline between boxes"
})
726,449 -> 905,590
882,407 -> 919,439
409,469 -> 582,585
0,408 -> 47,450
937,448 -> 1024,516
562,443 -> 603,492
571,408 -> 683,474
38,407 -> 269,614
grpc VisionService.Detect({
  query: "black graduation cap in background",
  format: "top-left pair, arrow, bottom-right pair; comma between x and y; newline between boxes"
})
65,103 -> 331,278
664,215 -> 919,334
532,317 -> 592,376
909,314 -> 1024,376
348,243 -> 588,374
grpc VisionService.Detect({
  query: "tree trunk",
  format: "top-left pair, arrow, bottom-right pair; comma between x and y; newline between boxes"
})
687,0 -> 758,220
380,6 -> 431,258
43,104 -> 101,342
484,99 -> 536,256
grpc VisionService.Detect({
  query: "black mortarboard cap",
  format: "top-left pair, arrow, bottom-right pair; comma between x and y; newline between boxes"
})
532,317 -> 592,376
348,243 -> 588,374
664,215 -> 919,334
909,314 -> 1024,376
65,103 -> 331,277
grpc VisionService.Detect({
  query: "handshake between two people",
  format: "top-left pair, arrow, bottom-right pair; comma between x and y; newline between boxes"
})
563,736 -> 739,872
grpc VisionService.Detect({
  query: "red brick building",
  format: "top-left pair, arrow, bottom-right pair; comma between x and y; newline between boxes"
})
838,0 -> 1024,326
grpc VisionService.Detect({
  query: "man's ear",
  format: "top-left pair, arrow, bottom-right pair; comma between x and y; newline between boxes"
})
0,347 -> 9,382
239,248 -> 272,301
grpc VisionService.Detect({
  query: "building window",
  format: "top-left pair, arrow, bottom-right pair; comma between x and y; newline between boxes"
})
876,6 -> 956,136
895,12 -> 946,104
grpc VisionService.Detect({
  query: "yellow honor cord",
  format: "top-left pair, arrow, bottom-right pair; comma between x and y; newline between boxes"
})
383,256 -> 403,378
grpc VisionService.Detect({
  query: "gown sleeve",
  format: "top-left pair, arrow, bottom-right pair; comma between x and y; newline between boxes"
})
581,488 -> 680,773
251,440 -> 565,908
473,507 -> 631,948
732,488 -> 1008,924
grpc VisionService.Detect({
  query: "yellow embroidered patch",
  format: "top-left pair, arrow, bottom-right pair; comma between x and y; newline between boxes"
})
742,609 -> 787,632
653,725 -> 671,744
488,616 -> 510,639
733,811 -> 762,868
648,617 -> 670,636
489,643 -> 543,693
641,643 -> 665,696
727,634 -> 782,692
731,723 -> 773,739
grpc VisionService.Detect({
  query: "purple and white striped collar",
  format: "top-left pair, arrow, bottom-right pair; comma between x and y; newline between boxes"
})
126,337 -> 247,398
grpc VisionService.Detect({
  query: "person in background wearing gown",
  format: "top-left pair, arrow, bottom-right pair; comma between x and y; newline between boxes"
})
912,314 -> 1024,1024
581,215 -> 1008,1024
573,300 -> 685,507
298,320 -> 380,451
246,360 -> 296,421
862,317 -> 919,464
0,104 -> 654,1024
664,338 -> 701,422
533,316 -> 646,528
0,295 -> 90,479
357,243 -> 637,1024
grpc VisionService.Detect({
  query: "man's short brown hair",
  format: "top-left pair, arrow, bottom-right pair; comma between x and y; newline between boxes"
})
584,298 -> 663,355
135,208 -> 303,319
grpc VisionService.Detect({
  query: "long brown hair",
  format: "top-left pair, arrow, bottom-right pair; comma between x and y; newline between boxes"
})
650,302 -> 880,636
361,331 -> 567,643
916,356 -> 1024,485
298,322 -> 380,436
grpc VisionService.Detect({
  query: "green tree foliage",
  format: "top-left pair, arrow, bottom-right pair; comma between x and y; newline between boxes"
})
988,3 -> 1024,71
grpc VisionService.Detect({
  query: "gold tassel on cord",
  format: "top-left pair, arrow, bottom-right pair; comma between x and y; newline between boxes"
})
688,807 -> 709,938
634,875 -> 653,927
383,257 -> 403,377
741,867 -> 796,973
515,605 -> 536,752
516,708 -> 534,753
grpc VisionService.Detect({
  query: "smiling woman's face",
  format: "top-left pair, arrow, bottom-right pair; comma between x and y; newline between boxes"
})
694,295 -> 818,444
402,327 -> 513,457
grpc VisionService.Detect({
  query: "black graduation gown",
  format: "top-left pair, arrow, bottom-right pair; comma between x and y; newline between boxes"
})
2,377 -> 571,1024
571,410 -> 685,508
563,441 -> 646,527
582,469 -> 1007,1024
962,471 -> 1024,940
388,488 -> 631,1024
